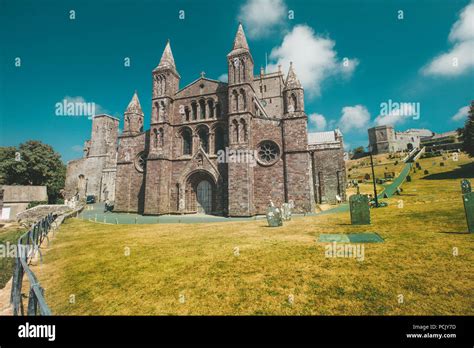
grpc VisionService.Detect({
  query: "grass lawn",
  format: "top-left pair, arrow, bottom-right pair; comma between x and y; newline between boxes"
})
36,154 -> 474,315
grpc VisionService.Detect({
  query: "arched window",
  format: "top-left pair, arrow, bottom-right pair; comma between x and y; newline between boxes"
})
199,99 -> 206,119
153,128 -> 158,147
154,102 -> 159,121
214,126 -> 225,153
232,90 -> 239,112
239,89 -> 246,111
182,128 -> 192,155
191,101 -> 197,120
208,99 -> 214,118
185,106 -> 190,122
161,76 -> 166,94
158,127 -> 164,147
198,127 -> 209,153
240,119 -> 247,142
232,119 -> 239,143
216,103 -> 221,118
159,100 -> 166,120
241,60 -> 246,81
290,93 -> 297,112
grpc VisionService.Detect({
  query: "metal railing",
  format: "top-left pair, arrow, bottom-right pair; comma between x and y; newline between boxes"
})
10,213 -> 57,316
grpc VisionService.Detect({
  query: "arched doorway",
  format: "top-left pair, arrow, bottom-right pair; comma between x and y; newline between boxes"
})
196,180 -> 212,214
185,171 -> 215,214
407,143 -> 414,151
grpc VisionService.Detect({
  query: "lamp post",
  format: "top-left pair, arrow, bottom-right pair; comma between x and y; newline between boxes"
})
368,145 -> 379,208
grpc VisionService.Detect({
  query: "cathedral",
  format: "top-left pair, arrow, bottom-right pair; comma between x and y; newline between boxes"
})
65,24 -> 347,216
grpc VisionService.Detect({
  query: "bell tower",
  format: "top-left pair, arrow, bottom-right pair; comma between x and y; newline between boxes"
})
227,23 -> 256,216
281,63 -> 314,213
144,40 -> 180,215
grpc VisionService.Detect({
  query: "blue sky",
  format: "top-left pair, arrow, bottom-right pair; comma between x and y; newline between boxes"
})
1,0 -> 473,162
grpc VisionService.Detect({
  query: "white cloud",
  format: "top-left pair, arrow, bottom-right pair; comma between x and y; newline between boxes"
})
238,0 -> 286,38
374,103 -> 418,127
267,25 -> 358,97
308,113 -> 327,130
451,105 -> 470,121
218,73 -> 228,82
422,41 -> 474,76
449,2 -> 474,42
338,105 -> 370,133
422,1 -> 474,76
71,145 -> 83,153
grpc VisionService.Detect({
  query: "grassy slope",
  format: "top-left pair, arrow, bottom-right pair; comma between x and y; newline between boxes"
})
0,225 -> 26,288
36,154 -> 474,315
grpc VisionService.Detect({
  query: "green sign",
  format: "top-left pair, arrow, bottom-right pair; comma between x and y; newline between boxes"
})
463,192 -> 474,233
349,194 -> 370,225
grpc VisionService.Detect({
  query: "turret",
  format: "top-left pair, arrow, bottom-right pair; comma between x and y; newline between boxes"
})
152,40 -> 180,124
283,62 -> 305,115
123,91 -> 144,135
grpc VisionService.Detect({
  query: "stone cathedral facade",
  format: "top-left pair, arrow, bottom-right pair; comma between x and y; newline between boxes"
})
65,24 -> 347,216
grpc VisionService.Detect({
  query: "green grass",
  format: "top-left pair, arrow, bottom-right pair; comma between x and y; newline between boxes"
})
0,225 -> 26,288
36,154 -> 474,315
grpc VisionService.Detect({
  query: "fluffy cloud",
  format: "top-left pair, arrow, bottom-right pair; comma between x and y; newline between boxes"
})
374,103 -> 418,127
422,1 -> 474,76
451,105 -> 470,121
61,96 -> 108,115
238,0 -> 286,38
308,113 -> 327,131
218,73 -> 228,82
267,25 -> 358,97
338,105 -> 370,133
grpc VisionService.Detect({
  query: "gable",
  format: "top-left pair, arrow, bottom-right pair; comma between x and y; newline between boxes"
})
175,78 -> 227,99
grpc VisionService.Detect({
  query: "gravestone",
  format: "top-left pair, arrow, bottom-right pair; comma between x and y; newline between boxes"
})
349,194 -> 370,225
461,179 -> 472,194
424,170 -> 429,175
266,201 -> 282,227
461,179 -> 474,233
281,203 -> 292,221
406,175 -> 412,182
440,162 -> 445,167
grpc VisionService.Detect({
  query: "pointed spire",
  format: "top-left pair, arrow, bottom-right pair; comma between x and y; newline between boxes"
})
125,91 -> 143,115
154,40 -> 176,71
232,23 -> 249,51
285,62 -> 302,89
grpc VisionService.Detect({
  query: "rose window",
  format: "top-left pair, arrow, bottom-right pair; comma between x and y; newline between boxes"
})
257,141 -> 280,166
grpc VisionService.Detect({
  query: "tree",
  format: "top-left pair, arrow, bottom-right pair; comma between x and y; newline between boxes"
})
354,146 -> 365,154
0,141 -> 66,203
461,101 -> 474,157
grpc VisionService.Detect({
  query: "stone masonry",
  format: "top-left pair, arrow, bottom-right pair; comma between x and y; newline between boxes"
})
65,24 -> 346,216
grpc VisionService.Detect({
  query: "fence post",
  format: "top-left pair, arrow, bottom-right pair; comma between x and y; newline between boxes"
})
27,286 -> 37,315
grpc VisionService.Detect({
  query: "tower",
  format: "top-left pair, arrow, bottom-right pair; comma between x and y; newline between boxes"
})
281,63 -> 314,212
144,40 -> 180,215
123,92 -> 144,136
227,23 -> 256,216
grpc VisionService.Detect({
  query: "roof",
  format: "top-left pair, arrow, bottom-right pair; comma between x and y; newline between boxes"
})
308,131 -> 337,144
231,23 -> 249,52
154,40 -> 177,72
125,91 -> 143,115
430,130 -> 458,139
1,185 -> 48,203
285,62 -> 302,89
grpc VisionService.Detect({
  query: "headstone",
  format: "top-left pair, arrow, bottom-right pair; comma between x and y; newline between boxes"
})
281,203 -> 292,221
424,170 -> 429,175
349,194 -> 370,225
406,175 -> 412,182
440,162 -> 445,167
461,180 -> 474,233
266,201 -> 282,227
461,179 -> 472,194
